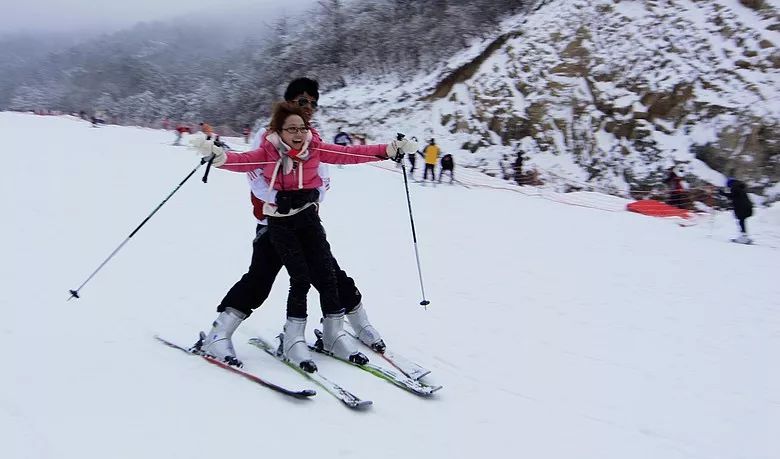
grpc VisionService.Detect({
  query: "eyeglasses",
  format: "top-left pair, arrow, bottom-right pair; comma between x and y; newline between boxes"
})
282,126 -> 310,134
296,97 -> 318,109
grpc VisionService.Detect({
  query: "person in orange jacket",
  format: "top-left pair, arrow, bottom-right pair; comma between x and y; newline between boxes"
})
199,122 -> 213,137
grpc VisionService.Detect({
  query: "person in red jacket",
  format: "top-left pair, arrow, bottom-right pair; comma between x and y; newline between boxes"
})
665,166 -> 690,209
173,125 -> 191,145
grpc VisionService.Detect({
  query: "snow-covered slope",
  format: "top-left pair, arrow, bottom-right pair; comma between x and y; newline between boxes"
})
319,0 -> 780,199
1,112 -> 778,459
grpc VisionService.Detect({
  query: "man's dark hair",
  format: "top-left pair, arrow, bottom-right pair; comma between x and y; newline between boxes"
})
284,78 -> 319,101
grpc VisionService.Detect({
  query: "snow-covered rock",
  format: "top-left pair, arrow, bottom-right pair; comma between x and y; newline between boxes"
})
321,0 -> 780,200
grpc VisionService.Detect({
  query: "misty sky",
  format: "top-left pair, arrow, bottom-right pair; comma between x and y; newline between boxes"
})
0,0 -> 315,34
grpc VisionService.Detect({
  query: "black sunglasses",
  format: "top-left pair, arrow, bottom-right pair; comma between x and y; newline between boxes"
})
296,97 -> 318,109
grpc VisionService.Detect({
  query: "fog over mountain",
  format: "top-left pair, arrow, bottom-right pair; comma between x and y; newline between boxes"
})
0,0 -> 313,34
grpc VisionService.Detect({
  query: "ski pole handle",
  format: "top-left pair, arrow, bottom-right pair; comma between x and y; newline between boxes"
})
392,133 -> 406,162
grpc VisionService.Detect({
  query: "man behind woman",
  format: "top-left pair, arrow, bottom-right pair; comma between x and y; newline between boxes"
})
192,83 -> 417,371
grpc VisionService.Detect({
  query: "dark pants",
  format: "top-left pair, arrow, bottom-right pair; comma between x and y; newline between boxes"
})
439,168 -> 454,183
218,222 -> 362,318
738,218 -> 747,234
266,206 -> 342,319
667,189 -> 689,209
424,164 -> 435,181
408,154 -> 416,174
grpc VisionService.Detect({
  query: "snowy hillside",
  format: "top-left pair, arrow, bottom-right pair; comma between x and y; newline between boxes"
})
1,112 -> 778,459
319,0 -> 780,199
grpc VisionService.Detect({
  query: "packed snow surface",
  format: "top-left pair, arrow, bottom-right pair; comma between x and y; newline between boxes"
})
0,113 -> 777,459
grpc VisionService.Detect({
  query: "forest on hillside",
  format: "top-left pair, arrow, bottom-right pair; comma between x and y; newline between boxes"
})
0,0 -> 528,131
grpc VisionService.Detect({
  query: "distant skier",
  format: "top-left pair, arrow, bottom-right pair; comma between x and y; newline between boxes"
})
199,122 -> 213,137
93,111 -> 106,126
333,127 -> 352,146
439,153 -> 454,184
721,178 -> 754,244
407,136 -> 419,177
173,125 -> 191,145
665,166 -> 689,209
242,124 -> 251,144
423,138 -> 440,182
514,151 -> 525,185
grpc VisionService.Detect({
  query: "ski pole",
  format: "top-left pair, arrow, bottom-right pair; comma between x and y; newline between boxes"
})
396,133 -> 430,307
203,152 -> 216,183
203,138 -> 226,183
68,154 -> 215,300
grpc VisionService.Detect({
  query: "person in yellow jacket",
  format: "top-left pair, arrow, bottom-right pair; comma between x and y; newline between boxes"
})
423,138 -> 440,181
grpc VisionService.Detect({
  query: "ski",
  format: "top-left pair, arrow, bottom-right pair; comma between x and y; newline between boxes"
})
344,328 -> 431,380
154,335 -> 316,399
247,336 -> 372,410
313,330 -> 442,397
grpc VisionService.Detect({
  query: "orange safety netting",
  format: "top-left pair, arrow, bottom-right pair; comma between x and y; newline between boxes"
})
626,200 -> 691,219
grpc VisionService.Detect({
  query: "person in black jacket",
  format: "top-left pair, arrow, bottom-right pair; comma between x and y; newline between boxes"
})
721,178 -> 754,244
438,153 -> 454,183
333,127 -> 352,146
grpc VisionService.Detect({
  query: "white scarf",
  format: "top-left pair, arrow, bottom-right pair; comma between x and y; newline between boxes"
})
265,130 -> 312,190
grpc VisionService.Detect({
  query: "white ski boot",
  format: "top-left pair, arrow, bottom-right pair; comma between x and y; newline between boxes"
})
733,233 -> 752,244
198,307 -> 246,366
280,317 -> 317,373
346,303 -> 386,353
319,312 -> 368,364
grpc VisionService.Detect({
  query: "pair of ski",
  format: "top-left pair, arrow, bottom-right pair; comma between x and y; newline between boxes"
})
156,332 -> 440,409
248,332 -> 442,409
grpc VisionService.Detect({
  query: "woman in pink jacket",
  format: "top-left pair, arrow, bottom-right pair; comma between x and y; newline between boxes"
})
195,102 -> 416,372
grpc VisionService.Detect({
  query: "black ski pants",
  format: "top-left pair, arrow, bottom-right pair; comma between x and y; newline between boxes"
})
424,163 -> 435,181
438,168 -> 454,183
267,206 -> 344,319
217,217 -> 362,318
738,217 -> 747,234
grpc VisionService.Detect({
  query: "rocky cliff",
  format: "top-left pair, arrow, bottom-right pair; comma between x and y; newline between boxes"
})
322,0 -> 780,202
440,0 -> 780,198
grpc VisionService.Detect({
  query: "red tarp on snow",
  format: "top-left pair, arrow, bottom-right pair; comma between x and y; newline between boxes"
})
626,200 -> 691,219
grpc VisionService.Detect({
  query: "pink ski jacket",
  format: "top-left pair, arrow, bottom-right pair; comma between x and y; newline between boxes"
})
220,128 -> 387,191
